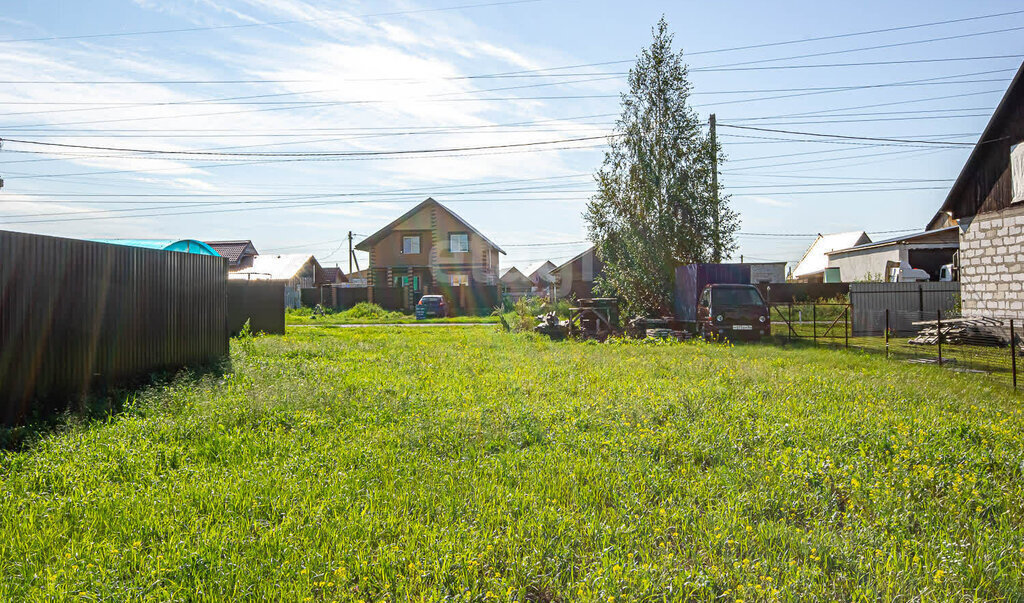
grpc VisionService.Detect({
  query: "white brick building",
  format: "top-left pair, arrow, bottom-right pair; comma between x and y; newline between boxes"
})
928,61 -> 1024,319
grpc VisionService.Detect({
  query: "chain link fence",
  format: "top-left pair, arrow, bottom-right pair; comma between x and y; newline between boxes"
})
768,302 -> 1021,391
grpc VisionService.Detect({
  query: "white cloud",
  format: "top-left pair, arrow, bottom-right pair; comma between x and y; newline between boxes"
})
742,195 -> 793,208
1,0 -> 612,246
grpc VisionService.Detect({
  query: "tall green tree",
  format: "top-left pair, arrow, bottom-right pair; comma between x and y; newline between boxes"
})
585,17 -> 738,314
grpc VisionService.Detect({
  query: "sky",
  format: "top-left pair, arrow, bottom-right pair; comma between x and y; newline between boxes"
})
1,0 -> 1022,272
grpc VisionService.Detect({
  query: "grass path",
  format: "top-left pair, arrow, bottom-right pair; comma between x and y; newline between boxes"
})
1,328 -> 1022,600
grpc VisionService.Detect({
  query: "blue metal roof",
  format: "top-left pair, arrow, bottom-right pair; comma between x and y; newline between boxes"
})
89,239 -> 221,256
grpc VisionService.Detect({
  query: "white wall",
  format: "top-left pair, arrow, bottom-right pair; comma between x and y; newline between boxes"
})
959,203 -> 1024,318
827,247 -> 901,282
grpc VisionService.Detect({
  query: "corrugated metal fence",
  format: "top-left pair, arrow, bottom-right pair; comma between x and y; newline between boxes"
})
228,281 -> 285,335
850,282 -> 960,336
1,230 -> 229,423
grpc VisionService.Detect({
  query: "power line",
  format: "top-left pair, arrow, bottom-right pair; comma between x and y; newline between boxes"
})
701,24 -> 1024,70
691,55 -> 1023,72
718,123 -> 979,146
685,11 -> 1024,56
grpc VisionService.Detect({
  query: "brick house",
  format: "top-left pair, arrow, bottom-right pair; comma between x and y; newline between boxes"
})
926,61 -> 1024,318
355,197 -> 505,299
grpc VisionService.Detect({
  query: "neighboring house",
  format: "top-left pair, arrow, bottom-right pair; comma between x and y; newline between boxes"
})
322,266 -> 348,285
355,197 -> 505,297
89,239 -> 221,256
229,254 -> 324,309
790,231 -> 871,282
523,260 -> 557,297
926,60 -> 1024,319
344,269 -> 368,287
500,267 -> 533,299
826,227 -> 959,282
205,240 -> 258,271
747,262 -> 787,285
550,246 -> 605,300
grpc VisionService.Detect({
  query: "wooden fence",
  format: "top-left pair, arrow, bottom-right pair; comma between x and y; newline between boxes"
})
1,230 -> 229,423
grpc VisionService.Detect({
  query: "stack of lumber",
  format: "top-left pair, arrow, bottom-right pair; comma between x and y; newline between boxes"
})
908,317 -> 1012,347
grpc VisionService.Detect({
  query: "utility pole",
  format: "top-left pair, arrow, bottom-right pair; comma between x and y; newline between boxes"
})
710,113 -> 721,263
348,231 -> 353,273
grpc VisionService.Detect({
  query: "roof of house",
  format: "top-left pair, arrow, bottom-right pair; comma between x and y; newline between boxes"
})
354,197 -> 506,254
524,260 -> 557,282
929,60 -> 1024,226
89,239 -> 220,256
826,226 -> 959,255
229,254 -> 319,281
205,240 -> 257,263
792,231 -> 871,278
500,266 -> 531,284
322,266 -> 347,283
551,246 -> 596,275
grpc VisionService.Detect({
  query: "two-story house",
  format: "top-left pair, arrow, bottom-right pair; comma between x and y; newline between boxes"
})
355,197 -> 505,298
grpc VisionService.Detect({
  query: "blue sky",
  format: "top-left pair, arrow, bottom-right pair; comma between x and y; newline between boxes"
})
1,0 -> 1022,271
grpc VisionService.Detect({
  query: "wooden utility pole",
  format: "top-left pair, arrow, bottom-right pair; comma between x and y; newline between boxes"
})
348,231 -> 353,273
710,113 -> 721,263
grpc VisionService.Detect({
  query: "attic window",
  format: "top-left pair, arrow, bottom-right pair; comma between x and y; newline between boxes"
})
1012,142 -> 1024,204
402,235 -> 420,254
449,233 -> 469,253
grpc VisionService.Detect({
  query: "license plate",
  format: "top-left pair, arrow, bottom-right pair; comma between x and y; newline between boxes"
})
732,325 -> 753,330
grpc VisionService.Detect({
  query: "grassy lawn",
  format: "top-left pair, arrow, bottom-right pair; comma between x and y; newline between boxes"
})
287,314 -> 501,325
2,328 -> 1023,600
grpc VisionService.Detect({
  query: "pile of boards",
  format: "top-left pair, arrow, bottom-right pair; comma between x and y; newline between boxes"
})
534,312 -> 569,339
908,317 -> 1014,347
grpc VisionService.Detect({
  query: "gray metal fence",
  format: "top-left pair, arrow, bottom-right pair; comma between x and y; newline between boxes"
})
1,230 -> 229,423
850,282 -> 960,336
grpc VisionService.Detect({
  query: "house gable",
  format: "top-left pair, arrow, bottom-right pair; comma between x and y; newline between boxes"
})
928,61 -> 1024,228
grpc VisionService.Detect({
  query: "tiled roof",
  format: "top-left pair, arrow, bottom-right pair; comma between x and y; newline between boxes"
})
205,240 -> 256,263
322,266 -> 346,283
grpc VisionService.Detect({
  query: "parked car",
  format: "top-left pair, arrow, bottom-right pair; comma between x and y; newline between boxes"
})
416,294 -> 449,319
696,284 -> 770,341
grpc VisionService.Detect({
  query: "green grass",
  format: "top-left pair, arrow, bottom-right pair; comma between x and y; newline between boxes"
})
2,328 -> 1023,600
286,303 -> 499,325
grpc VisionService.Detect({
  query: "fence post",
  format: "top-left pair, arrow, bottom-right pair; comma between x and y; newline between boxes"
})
936,309 -> 942,366
788,303 -> 792,344
812,303 -> 817,344
1012,318 -> 1017,392
885,308 -> 889,360
845,305 -> 849,349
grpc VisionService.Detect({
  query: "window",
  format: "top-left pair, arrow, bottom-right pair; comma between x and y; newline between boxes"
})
1012,142 -> 1023,203
393,275 -> 420,289
450,273 -> 469,286
402,235 -> 420,254
449,233 -> 469,253
712,287 -> 765,306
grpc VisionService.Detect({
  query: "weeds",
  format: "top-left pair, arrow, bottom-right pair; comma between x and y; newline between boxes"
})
0,328 -> 1021,600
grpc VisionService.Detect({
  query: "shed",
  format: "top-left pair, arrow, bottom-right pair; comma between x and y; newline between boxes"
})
790,231 -> 871,282
826,227 -> 959,282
